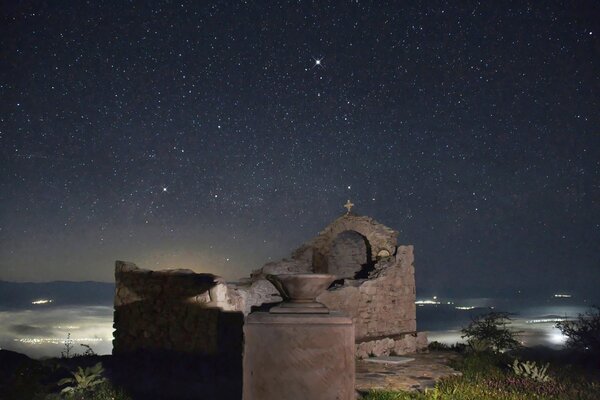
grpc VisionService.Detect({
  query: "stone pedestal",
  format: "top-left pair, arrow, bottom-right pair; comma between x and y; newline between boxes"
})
243,312 -> 355,400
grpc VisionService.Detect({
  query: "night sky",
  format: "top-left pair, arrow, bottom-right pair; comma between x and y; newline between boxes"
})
1,1 -> 598,296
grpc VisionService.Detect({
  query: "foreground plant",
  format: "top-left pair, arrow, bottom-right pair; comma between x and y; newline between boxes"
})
362,351 -> 600,400
58,362 -> 106,395
461,311 -> 521,353
556,306 -> 600,357
468,338 -> 491,353
60,333 -> 75,359
509,359 -> 551,382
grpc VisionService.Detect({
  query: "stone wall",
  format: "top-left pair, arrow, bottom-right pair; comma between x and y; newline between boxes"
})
355,332 -> 429,359
317,245 -> 417,341
113,261 -> 244,356
113,214 -> 427,358
242,214 -> 426,357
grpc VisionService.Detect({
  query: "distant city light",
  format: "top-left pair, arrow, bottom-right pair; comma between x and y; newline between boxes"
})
548,330 -> 568,345
526,318 -> 566,324
554,294 -> 572,298
455,306 -> 475,310
415,299 -> 441,306
31,299 -> 53,305
13,337 -> 104,344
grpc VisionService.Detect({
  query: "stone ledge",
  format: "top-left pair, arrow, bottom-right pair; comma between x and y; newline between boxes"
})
356,351 -> 462,394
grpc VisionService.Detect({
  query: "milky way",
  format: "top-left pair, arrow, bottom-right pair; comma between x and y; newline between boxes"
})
0,2 -> 598,296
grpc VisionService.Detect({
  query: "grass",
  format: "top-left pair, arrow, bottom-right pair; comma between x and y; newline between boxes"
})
0,353 -> 132,400
362,351 -> 600,400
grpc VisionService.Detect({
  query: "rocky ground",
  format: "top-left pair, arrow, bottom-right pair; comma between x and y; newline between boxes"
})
356,352 -> 461,395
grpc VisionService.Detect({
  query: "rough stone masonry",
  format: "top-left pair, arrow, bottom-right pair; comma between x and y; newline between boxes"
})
113,213 -> 427,358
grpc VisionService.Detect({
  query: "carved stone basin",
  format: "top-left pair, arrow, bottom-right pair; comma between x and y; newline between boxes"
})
266,273 -> 337,314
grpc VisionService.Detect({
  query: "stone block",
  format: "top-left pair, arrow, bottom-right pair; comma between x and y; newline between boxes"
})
243,312 -> 354,400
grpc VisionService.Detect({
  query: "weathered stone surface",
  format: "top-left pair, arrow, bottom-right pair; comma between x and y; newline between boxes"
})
113,213 -> 427,358
326,230 -> 368,278
243,312 -> 355,400
306,214 -> 398,274
250,258 -> 311,278
356,351 -> 461,394
113,261 -> 237,355
317,246 -> 417,341
226,279 -> 282,315
354,333 -> 428,359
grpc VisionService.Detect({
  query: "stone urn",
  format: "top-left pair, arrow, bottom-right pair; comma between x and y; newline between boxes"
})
244,273 -> 355,399
266,273 -> 337,314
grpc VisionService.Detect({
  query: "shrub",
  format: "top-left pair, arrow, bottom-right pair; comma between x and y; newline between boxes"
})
468,338 -> 491,353
555,306 -> 600,356
461,312 -> 521,353
362,351 -> 600,400
509,359 -> 551,382
427,341 -> 450,351
58,362 -> 106,395
450,352 -> 506,379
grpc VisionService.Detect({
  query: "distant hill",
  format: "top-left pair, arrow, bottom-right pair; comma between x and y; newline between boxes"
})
0,280 -> 114,309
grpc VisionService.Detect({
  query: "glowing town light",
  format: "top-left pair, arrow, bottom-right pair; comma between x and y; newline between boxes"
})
526,318 -> 566,324
455,306 -> 475,310
415,299 -> 441,306
548,329 -> 568,345
31,299 -> 53,305
14,337 -> 104,344
554,294 -> 572,298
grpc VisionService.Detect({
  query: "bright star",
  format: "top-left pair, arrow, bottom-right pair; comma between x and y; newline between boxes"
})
313,57 -> 323,68
162,187 -> 168,192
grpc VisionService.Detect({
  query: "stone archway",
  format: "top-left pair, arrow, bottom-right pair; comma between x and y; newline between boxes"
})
310,214 -> 398,276
326,230 -> 372,279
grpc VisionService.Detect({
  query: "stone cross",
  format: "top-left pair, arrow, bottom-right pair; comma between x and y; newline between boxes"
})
344,199 -> 354,214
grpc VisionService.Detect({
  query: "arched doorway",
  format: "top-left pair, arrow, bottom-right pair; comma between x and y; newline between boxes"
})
325,230 -> 374,279
310,214 -> 398,276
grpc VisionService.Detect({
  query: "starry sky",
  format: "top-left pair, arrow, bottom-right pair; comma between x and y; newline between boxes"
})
1,1 -> 598,296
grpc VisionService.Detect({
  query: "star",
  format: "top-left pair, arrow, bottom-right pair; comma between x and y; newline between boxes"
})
162,187 -> 168,192
313,57 -> 323,68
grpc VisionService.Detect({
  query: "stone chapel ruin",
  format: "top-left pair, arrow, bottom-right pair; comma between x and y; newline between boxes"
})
113,211 -> 428,359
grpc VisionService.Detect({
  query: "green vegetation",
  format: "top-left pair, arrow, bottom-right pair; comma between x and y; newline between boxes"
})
363,311 -> 599,400
461,311 -> 521,352
57,363 -> 107,395
45,381 -> 131,400
556,306 -> 600,357
509,359 -> 550,382
50,361 -> 130,400
60,333 -> 97,359
60,333 -> 75,359
0,354 -> 131,400
362,352 -> 600,400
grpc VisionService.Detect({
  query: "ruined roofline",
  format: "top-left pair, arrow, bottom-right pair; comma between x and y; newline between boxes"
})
320,213 -> 398,236
307,214 -> 397,245
115,260 -> 223,281
288,214 -> 400,274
